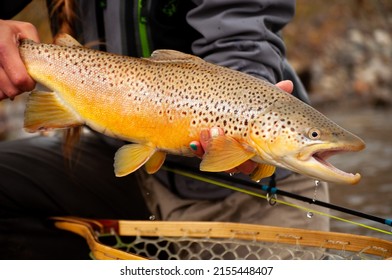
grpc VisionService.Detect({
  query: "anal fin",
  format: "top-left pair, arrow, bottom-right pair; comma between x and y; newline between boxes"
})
24,91 -> 83,132
114,144 -> 156,177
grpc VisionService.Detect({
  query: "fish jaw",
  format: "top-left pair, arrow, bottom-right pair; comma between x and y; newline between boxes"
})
288,139 -> 366,185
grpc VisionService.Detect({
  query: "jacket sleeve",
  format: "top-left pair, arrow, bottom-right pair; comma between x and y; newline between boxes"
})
0,0 -> 32,19
187,0 -> 295,83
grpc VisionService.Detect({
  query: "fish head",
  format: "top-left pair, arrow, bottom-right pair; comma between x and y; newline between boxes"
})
250,95 -> 365,185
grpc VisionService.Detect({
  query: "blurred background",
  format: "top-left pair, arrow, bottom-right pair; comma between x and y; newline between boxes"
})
1,0 -> 391,239
284,0 -> 392,240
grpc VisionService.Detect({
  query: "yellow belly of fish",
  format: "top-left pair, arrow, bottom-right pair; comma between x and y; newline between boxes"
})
78,99 -> 197,154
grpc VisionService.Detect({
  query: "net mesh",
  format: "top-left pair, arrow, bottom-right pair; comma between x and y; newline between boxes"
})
96,229 -> 386,260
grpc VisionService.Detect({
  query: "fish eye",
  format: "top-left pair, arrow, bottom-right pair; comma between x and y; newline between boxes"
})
308,128 -> 321,140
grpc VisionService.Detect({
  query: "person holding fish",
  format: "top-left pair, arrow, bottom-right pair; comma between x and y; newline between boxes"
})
0,0 -> 349,259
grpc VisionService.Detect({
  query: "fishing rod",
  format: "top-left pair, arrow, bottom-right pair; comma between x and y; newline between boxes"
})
162,161 -> 392,230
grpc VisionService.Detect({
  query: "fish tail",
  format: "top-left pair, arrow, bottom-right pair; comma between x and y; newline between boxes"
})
24,90 -> 83,132
24,90 -> 85,166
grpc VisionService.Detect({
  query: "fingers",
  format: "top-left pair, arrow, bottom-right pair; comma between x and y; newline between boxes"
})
228,160 -> 258,175
189,140 -> 203,158
190,127 -> 223,158
276,80 -> 293,94
0,55 -> 35,100
200,127 -> 223,151
0,20 -> 39,101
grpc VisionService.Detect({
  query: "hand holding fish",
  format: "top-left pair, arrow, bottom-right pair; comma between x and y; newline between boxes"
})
190,80 -> 294,175
0,20 -> 39,100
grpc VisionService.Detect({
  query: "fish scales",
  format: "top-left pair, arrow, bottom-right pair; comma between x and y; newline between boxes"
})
20,34 -> 365,184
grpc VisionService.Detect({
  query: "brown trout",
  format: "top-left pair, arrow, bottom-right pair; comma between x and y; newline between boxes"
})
20,34 -> 365,184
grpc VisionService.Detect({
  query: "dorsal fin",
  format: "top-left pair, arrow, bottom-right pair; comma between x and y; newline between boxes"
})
146,49 -> 204,63
54,33 -> 82,47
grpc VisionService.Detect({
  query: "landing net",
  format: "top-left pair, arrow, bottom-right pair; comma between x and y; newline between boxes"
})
52,217 -> 392,260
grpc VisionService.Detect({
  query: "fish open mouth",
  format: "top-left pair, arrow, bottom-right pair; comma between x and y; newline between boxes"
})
291,139 -> 365,185
308,146 -> 363,184
312,149 -> 355,177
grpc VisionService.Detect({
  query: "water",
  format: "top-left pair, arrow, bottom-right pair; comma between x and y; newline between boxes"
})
316,103 -> 392,240
313,180 -> 320,202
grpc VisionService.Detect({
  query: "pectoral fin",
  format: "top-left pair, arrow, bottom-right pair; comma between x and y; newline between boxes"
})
145,151 -> 166,174
200,135 -> 256,172
24,91 -> 83,132
114,144 -> 156,177
250,164 -> 276,182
